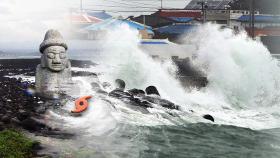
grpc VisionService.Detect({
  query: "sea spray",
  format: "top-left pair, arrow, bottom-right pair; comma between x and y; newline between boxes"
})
44,23 -> 280,145
184,24 -> 280,109
95,24 -> 190,105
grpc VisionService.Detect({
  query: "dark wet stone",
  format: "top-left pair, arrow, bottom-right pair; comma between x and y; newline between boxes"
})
17,110 -> 30,121
1,115 -> 11,124
145,86 -> 160,96
115,79 -> 126,90
0,124 -> 4,131
203,114 -> 215,122
35,106 -> 48,114
109,89 -> 133,99
72,71 -> 98,77
21,118 -> 46,132
11,117 -> 21,125
128,89 -> 145,96
38,130 -> 75,139
143,96 -> 179,110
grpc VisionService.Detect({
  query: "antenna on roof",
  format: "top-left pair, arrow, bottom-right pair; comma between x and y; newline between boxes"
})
160,0 -> 163,9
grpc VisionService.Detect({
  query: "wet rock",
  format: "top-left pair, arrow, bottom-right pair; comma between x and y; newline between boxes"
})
109,89 -> 133,99
17,110 -> 30,121
72,71 -> 97,77
203,114 -> 215,122
143,96 -> 179,110
145,86 -> 160,96
1,115 -> 10,124
11,117 -> 21,125
109,85 -> 179,110
0,122 -> 4,131
115,79 -> 126,90
35,106 -> 48,114
128,89 -> 145,96
21,118 -> 47,132
109,88 -> 152,110
91,82 -> 101,91
102,82 -> 111,89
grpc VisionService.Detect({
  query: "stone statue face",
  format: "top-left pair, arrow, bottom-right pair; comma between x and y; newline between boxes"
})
42,46 -> 68,72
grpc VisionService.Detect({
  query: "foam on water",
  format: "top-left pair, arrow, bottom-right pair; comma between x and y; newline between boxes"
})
184,24 -> 280,129
47,23 -> 280,138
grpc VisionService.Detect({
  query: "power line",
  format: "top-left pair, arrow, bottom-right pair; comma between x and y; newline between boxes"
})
82,8 -> 158,13
86,4 -> 159,9
121,0 -> 160,7
104,0 -> 153,8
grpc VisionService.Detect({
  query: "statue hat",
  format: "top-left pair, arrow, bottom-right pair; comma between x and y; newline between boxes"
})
39,29 -> 68,53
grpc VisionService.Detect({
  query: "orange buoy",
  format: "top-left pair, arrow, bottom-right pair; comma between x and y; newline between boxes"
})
71,96 -> 92,113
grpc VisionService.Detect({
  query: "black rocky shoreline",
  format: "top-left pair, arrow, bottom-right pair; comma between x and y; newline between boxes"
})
0,58 -> 210,157
0,58 -> 97,157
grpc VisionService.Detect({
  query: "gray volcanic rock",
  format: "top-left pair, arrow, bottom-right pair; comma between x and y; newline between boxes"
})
35,65 -> 73,98
35,30 -> 73,99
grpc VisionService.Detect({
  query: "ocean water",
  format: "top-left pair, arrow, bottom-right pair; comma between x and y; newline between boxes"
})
3,24 -> 280,157
0,1 -> 278,157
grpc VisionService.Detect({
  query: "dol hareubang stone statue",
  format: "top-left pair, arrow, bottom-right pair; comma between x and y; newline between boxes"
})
35,29 -> 72,98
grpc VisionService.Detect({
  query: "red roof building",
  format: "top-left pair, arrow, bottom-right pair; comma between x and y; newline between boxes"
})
158,9 -> 202,19
245,27 -> 280,37
70,12 -> 102,24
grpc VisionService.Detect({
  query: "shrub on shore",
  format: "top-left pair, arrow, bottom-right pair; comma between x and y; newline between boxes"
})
0,129 -> 37,158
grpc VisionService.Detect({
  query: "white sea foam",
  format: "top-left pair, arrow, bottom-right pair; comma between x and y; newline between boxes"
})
55,23 -> 280,131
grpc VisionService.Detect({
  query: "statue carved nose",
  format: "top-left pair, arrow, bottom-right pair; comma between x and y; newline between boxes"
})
53,55 -> 62,64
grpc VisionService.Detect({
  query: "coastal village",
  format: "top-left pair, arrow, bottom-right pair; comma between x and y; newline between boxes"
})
69,0 -> 280,59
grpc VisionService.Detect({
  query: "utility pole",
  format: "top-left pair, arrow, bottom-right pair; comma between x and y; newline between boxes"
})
249,0 -> 255,39
197,1 -> 207,23
160,0 -> 163,9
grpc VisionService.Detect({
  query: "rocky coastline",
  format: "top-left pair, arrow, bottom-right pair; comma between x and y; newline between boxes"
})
0,58 -> 96,157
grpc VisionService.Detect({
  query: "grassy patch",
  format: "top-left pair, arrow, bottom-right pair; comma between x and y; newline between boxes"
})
0,129 -> 37,158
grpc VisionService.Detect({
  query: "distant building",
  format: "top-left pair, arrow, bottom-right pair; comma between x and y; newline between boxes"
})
185,0 -> 232,10
158,9 -> 202,19
237,15 -> 280,36
70,12 -> 102,26
154,24 -> 197,38
139,39 -> 194,60
235,14 -> 280,57
82,17 -> 154,40
238,15 -> 280,29
205,10 -> 230,25
86,11 -> 112,20
68,11 -> 112,39
185,0 -> 233,25
69,11 -> 112,29
131,14 -> 173,28
131,9 -> 202,28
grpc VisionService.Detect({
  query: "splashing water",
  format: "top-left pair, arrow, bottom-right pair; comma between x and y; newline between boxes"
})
50,23 -> 280,141
188,24 -> 280,109
95,25 -> 189,105
35,22 -> 280,157
183,24 -> 280,129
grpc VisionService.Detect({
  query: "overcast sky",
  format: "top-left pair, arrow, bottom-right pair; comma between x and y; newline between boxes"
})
0,0 -> 192,50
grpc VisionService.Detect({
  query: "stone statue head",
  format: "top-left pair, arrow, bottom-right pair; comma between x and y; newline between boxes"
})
39,29 -> 69,72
